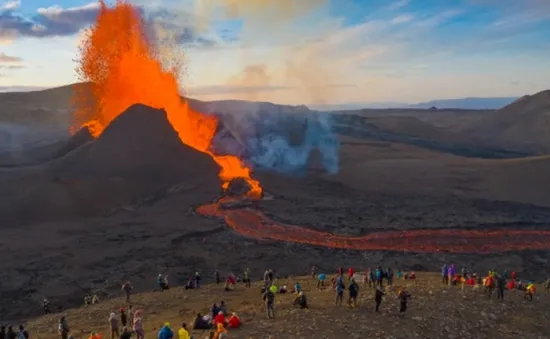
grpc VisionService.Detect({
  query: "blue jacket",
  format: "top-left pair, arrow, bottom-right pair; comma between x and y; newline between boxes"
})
158,326 -> 173,339
442,264 -> 448,276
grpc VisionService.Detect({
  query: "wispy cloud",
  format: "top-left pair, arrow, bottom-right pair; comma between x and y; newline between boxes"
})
391,14 -> 414,24
388,0 -> 410,11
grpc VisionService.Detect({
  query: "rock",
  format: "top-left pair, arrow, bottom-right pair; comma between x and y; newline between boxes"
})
225,178 -> 252,196
412,316 -> 423,321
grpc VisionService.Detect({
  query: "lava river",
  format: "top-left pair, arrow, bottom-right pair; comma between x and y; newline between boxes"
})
197,199 -> 550,254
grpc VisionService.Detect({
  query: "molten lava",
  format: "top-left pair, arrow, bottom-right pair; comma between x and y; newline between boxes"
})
197,200 -> 550,253
72,0 -> 261,197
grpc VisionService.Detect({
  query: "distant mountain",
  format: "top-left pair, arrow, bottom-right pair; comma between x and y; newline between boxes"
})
409,97 -> 518,110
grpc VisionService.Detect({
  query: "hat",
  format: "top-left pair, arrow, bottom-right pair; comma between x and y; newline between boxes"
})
164,322 -> 170,328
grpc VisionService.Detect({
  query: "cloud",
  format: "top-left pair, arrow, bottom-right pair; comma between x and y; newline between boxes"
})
391,14 -> 413,24
387,0 -> 410,11
0,0 -> 19,11
0,52 -> 20,63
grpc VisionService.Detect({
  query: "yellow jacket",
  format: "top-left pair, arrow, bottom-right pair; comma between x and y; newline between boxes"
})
178,328 -> 190,339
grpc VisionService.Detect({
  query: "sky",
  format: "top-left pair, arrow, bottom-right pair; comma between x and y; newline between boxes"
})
0,0 -> 549,105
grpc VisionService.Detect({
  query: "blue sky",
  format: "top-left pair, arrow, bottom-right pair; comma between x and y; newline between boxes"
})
0,0 -> 548,104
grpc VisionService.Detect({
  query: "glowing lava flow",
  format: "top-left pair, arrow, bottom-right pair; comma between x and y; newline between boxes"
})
197,200 -> 550,253
71,0 -> 261,197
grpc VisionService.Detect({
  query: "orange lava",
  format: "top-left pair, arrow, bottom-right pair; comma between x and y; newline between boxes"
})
71,0 -> 261,197
197,201 -> 550,253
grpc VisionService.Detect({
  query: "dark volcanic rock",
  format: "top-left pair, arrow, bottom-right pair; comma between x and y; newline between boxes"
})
65,126 -> 93,153
225,177 -> 252,196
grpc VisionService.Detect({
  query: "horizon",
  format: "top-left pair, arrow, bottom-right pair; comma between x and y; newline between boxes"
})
0,0 -> 549,105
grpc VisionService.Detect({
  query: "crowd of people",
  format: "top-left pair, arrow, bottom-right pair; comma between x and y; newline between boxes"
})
16,265 -> 549,339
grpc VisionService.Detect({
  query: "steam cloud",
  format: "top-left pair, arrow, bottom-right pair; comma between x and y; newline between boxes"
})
212,109 -> 340,175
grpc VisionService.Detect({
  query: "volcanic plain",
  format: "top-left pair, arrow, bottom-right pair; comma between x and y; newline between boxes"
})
1,85 -> 550,321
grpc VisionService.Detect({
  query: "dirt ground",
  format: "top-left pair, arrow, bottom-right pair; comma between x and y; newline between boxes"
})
27,274 -> 550,339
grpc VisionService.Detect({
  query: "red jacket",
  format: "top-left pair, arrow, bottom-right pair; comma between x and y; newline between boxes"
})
348,268 -> 354,277
228,316 -> 241,328
214,314 -> 225,325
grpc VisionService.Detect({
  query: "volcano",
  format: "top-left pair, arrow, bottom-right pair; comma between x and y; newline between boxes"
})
0,104 -> 221,226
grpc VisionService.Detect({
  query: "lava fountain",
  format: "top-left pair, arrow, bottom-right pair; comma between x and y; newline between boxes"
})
71,0 -> 261,197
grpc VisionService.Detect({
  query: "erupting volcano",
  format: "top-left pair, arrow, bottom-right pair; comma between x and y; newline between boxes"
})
72,0 -> 261,198
70,0 -> 550,255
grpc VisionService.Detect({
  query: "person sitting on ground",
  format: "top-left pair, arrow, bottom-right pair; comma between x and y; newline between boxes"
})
185,277 -> 195,290
210,304 -> 220,318
219,301 -> 228,316
178,323 -> 190,339
213,323 -> 227,339
293,291 -> 308,309
317,273 -> 326,288
227,313 -> 241,329
278,285 -> 288,294
213,312 -> 226,327
294,282 -> 302,293
192,314 -> 210,330
157,274 -> 169,291
119,327 -> 131,339
158,323 -> 173,339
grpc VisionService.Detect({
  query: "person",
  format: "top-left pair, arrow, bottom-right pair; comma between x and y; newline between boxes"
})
525,282 -> 536,301
228,313 -> 241,328
120,308 -> 128,327
485,274 -> 495,299
311,265 -> 316,279
375,267 -> 383,287
294,282 -> 302,293
348,277 -> 359,308
293,291 -> 308,308
91,295 -> 100,304
386,268 -> 394,286
348,267 -> 354,281
133,311 -> 144,339
43,298 -> 51,314
215,271 -> 221,285
219,301 -> 228,316
210,304 -> 220,318
194,272 -> 202,289
213,312 -> 226,327
225,274 -> 236,292
89,332 -> 102,339
441,264 -> 448,285
120,327 -> 132,339
158,323 -> 173,339
243,268 -> 251,288
192,314 -> 210,330
17,325 -> 29,339
262,286 -> 275,319
496,275 -> 506,301
109,313 -> 119,339
448,264 -> 456,286
213,323 -> 227,339
335,274 -> 345,306
157,274 -> 168,291
178,323 -> 190,339
6,327 -> 15,339
1,326 -> 6,339
185,277 -> 195,290
397,288 -> 411,314
375,286 -> 385,312
58,317 -> 70,339
121,282 -> 132,303
545,279 -> 550,293
317,273 -> 326,288
84,295 -> 92,306
511,271 -> 517,280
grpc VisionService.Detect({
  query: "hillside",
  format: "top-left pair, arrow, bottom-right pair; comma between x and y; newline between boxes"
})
464,90 -> 550,154
27,274 -> 550,339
